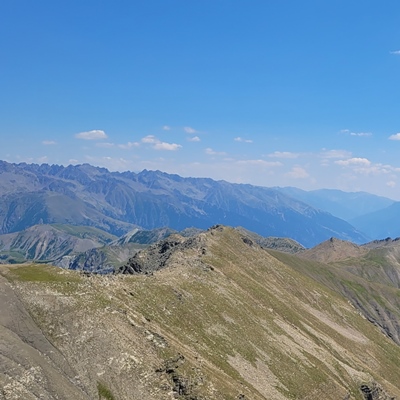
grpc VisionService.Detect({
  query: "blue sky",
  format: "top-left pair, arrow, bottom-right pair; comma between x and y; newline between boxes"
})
2,1 -> 400,198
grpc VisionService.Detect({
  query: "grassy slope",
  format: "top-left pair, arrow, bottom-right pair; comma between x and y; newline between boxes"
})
273,246 -> 400,345
2,227 -> 400,399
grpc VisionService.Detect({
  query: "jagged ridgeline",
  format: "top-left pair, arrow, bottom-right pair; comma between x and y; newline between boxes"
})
2,226 -> 400,399
0,160 -> 370,247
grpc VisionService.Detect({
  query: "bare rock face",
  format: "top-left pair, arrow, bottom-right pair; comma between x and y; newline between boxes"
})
360,383 -> 395,400
119,225 -> 256,275
119,234 -> 196,274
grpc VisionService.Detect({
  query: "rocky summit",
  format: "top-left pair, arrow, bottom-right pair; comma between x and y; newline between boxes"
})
1,225 -> 400,399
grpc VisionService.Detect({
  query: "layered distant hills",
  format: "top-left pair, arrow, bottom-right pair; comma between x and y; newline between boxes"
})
2,160 -> 392,247
276,186 -> 394,221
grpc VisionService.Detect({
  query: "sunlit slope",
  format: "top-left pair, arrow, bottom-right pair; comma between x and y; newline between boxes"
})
2,226 -> 400,399
286,237 -> 400,345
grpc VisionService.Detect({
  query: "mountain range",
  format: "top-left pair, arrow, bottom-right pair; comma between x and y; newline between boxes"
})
3,160 -> 398,247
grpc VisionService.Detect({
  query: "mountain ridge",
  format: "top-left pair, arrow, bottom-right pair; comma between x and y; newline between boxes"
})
3,226 -> 400,399
0,160 -> 368,247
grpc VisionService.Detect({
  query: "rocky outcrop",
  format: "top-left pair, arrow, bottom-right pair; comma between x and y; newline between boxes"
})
360,383 -> 395,400
119,234 -> 191,274
156,354 -> 204,399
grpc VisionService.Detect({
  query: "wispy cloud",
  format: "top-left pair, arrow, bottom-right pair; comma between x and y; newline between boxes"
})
184,126 -> 197,134
96,142 -> 115,148
389,133 -> 400,141
162,125 -> 171,131
236,159 -> 282,167
340,129 -> 372,137
320,149 -> 352,159
42,140 -> 56,145
285,166 -> 309,179
188,136 -> 201,142
268,151 -> 299,159
234,137 -> 253,143
84,155 -> 133,171
350,132 -> 372,137
205,147 -> 227,156
75,130 -> 108,140
37,156 -> 49,163
154,142 -> 182,151
390,50 -> 400,55
387,181 -> 396,188
118,142 -> 140,149
141,135 -> 181,151
96,141 -> 140,149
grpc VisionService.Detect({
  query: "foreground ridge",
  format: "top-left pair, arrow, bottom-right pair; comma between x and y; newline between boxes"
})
1,225 -> 400,399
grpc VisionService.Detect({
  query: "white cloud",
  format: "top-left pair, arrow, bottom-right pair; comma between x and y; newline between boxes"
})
390,50 -> 400,55
42,140 -> 56,145
234,137 -> 253,143
141,135 -> 181,151
268,151 -> 299,159
184,126 -> 197,134
389,133 -> 400,141
75,130 -> 108,140
205,148 -> 227,156
387,181 -> 396,188
141,135 -> 158,144
285,166 -> 309,179
153,142 -> 182,151
335,158 -> 371,166
188,136 -> 201,142
162,125 -> 171,131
